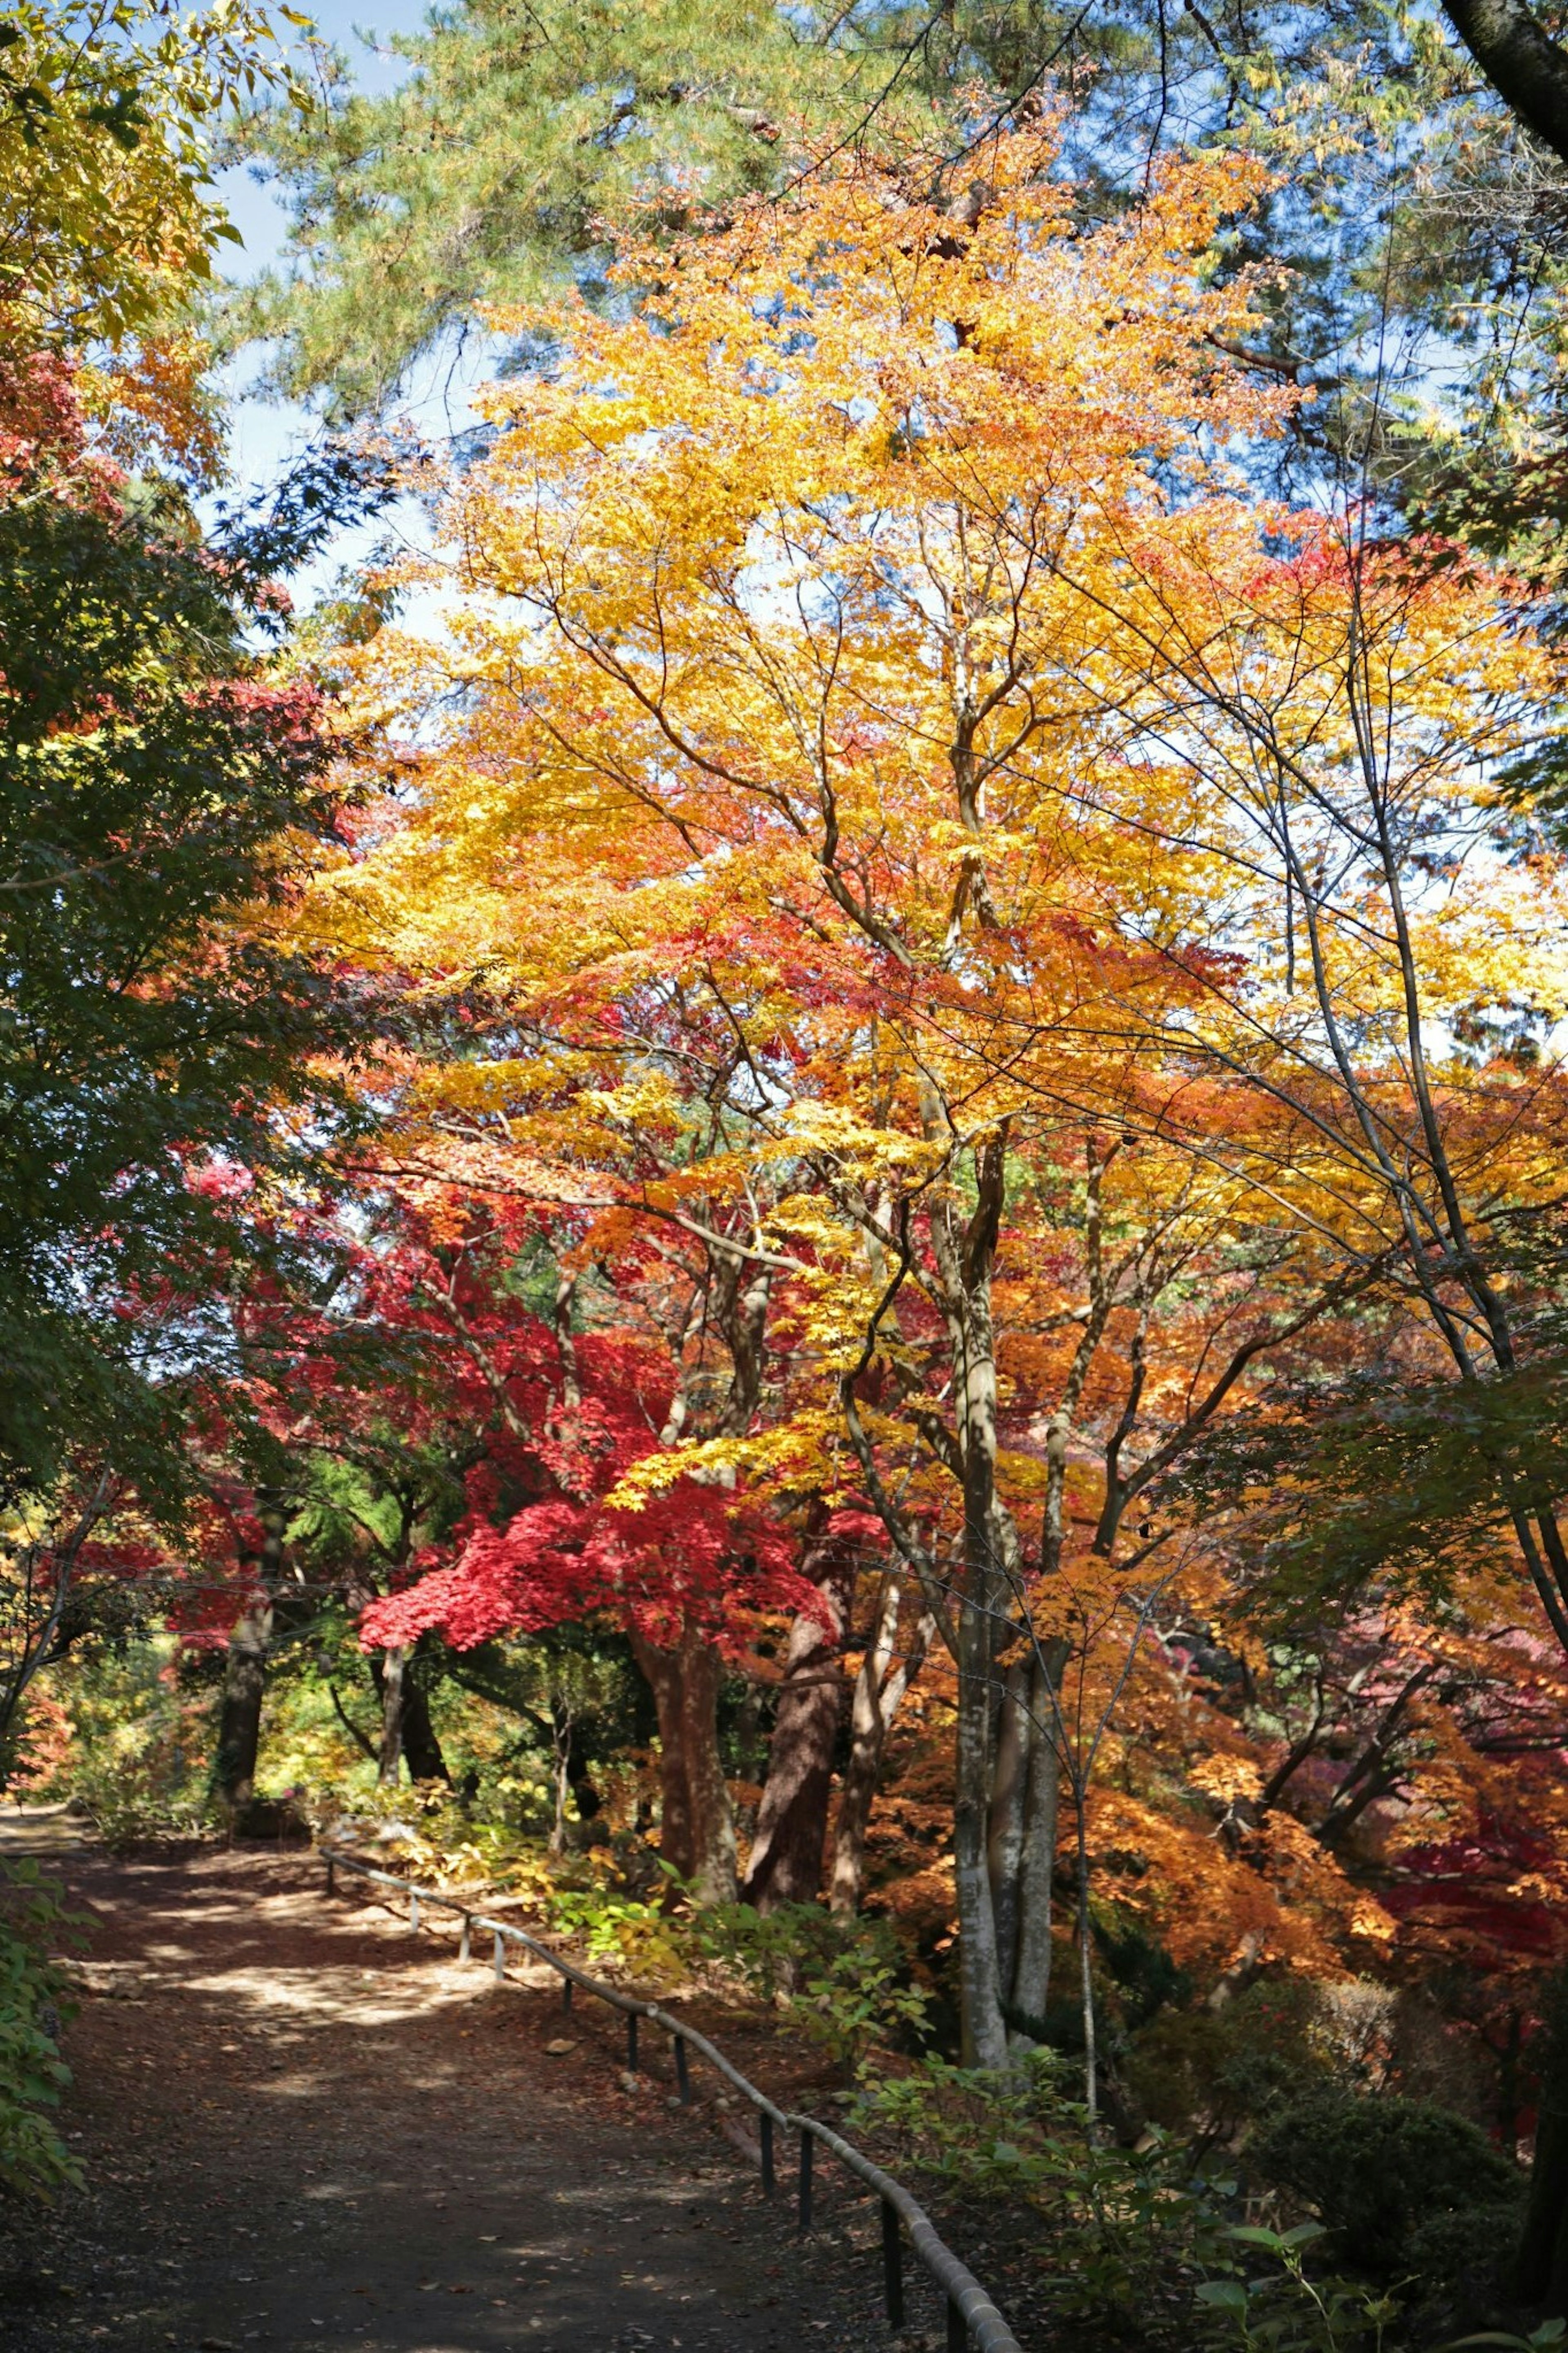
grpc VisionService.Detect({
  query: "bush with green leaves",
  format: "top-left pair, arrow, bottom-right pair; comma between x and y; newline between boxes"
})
852,2050 -> 1238,2325
1127,1977 -> 1335,2145
38,1634 -> 216,1846
691,1901 -> 931,2076
547,1877 -> 693,1986
0,1860 -> 80,2201
1254,2088 -> 1521,2285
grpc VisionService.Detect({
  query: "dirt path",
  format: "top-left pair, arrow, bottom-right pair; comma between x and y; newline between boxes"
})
0,1831 -> 952,2353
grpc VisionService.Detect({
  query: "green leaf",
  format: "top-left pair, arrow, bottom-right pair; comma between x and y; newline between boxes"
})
1196,2281 -> 1250,2314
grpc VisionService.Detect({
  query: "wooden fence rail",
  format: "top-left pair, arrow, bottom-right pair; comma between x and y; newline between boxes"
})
318,1844 -> 1023,2353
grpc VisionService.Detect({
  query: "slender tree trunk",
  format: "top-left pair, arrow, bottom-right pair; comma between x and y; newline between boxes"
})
377,1646 -> 406,1786
926,1129 -> 1011,2068
830,1575 -> 931,1916
213,1499 -> 285,1818
955,1209 -> 1009,2064
630,1627 -> 737,1905
987,1659 -> 1031,1998
551,1725 -> 571,1854
743,1541 -> 855,1911
1075,1795 -> 1099,2124
955,1577 -> 1007,2067
1007,1638 -> 1068,2039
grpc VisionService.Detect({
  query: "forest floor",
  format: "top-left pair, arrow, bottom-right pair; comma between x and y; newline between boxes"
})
0,1813 -> 967,2353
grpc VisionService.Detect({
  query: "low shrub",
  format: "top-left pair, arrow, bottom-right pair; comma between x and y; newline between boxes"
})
1254,2086 -> 1521,2282
0,1860 -> 80,2201
1127,1976 -> 1334,2143
692,1900 -> 931,2074
853,2050 -> 1236,2325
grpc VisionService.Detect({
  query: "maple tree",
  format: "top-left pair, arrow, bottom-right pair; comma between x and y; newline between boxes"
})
292,1188 -> 809,1901
302,120 -> 1409,2059
274,96 -> 1568,2144
0,0 -> 309,350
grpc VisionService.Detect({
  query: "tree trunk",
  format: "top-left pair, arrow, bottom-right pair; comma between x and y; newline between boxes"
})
370,1642 -> 449,1785
743,1541 -> 855,1912
1517,2101 -> 1568,2307
830,1573 -> 931,1916
987,1659 -> 1031,1999
1518,1980 -> 1568,2307
1007,1639 -> 1068,2039
377,1645 -> 406,1786
400,1661 -> 449,1783
630,1627 -> 737,1905
1440,0 -> 1568,166
953,1160 -> 1009,2070
955,1572 -> 1007,2067
213,1499 -> 285,1816
924,1126 -> 1010,2068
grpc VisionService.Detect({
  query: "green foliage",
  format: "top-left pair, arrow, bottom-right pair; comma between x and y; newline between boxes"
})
231,0 -> 948,415
1127,1979 -> 1334,2143
1438,2323 -> 1568,2353
38,1634 -> 216,1844
0,0 -> 311,343
1254,2089 -> 1522,2285
549,1878 -> 692,1986
1096,1909 -> 1193,2029
854,2050 -> 1235,2324
1405,2204 -> 1530,2314
0,441 -> 358,1511
1196,2221 -> 1403,2353
852,2057 -> 1417,2345
1163,1349 -> 1568,1626
692,1902 -> 930,2076
0,1859 -> 80,2200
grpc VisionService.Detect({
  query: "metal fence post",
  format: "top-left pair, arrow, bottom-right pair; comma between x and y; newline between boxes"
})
492,1929 -> 506,1981
626,2012 -> 639,2071
948,2296 -> 967,2349
674,2034 -> 690,2105
760,2112 -> 775,2198
409,1890 -> 420,1933
459,1915 -> 471,1963
562,1977 -> 573,2014
797,2130 -> 813,2234
325,1855 -> 335,1897
881,2199 -> 904,2331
